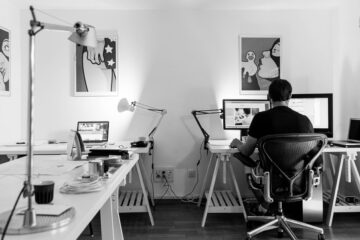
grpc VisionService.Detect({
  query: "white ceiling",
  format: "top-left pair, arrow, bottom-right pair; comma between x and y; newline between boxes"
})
12,0 -> 339,10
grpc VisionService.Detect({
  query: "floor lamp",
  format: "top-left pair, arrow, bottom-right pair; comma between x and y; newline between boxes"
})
0,6 -> 97,235
191,109 -> 223,150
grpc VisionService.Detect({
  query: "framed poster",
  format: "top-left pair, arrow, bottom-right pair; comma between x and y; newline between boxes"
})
74,31 -> 118,96
0,27 -> 10,96
240,36 -> 281,95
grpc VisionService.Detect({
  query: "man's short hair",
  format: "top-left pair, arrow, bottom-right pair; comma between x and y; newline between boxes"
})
268,79 -> 292,102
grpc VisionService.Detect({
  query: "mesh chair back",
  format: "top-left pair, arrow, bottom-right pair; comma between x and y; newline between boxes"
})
258,134 -> 327,202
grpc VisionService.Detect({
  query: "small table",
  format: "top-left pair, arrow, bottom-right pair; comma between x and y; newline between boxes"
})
197,141 -> 247,227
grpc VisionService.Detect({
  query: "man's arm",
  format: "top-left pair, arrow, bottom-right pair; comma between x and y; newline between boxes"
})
230,135 -> 257,156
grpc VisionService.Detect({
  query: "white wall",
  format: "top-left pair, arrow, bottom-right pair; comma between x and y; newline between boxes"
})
334,0 -> 360,195
18,8 -> 336,197
335,0 -> 360,137
0,1 -> 22,144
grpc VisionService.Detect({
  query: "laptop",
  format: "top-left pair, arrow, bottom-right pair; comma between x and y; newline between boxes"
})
331,118 -> 360,148
76,121 -> 109,147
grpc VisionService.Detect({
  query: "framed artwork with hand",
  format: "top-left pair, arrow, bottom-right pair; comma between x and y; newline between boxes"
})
74,31 -> 118,96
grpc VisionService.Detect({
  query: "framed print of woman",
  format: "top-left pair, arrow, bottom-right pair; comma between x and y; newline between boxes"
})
0,27 -> 10,96
74,31 -> 118,96
240,37 -> 281,95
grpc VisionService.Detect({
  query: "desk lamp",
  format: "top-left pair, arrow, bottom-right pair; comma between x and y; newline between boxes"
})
0,6 -> 97,235
118,98 -> 167,147
191,109 -> 223,150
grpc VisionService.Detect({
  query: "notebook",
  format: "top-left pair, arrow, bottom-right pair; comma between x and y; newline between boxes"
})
76,121 -> 109,146
331,118 -> 360,148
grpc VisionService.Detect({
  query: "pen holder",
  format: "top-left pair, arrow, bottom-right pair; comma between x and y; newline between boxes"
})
34,180 -> 55,204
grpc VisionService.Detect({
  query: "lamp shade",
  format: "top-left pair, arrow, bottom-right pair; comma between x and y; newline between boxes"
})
68,22 -> 97,48
118,98 -> 135,112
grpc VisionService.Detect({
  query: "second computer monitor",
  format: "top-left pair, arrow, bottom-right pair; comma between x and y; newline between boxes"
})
288,93 -> 333,137
223,99 -> 270,134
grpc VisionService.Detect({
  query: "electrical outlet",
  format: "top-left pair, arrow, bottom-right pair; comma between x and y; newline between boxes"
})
154,168 -> 174,182
188,169 -> 196,178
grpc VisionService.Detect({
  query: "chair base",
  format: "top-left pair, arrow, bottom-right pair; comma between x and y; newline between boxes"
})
246,215 -> 325,240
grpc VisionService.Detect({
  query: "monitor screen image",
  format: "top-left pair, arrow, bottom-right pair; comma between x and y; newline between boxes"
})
223,99 -> 270,130
76,121 -> 109,143
288,93 -> 333,137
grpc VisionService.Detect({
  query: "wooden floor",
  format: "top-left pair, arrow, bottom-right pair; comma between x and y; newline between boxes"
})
78,200 -> 360,240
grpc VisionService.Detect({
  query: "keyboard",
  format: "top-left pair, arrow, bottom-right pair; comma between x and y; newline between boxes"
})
208,139 -> 232,146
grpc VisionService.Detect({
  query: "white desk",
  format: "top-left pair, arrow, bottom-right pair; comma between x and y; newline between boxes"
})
0,154 -> 139,240
197,142 -> 247,227
0,141 -> 155,226
0,143 -> 68,160
197,142 -> 360,227
322,146 -> 360,226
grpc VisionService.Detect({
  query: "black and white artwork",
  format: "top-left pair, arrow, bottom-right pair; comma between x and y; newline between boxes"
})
74,31 -> 118,96
0,27 -> 10,96
240,36 -> 281,95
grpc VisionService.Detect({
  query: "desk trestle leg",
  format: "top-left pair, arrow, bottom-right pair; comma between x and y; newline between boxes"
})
201,154 -> 247,227
198,153 -> 214,207
118,163 -> 154,226
326,155 -> 344,226
101,187 -> 123,240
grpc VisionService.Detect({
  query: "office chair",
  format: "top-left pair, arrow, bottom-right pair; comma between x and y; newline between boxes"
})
237,133 -> 327,240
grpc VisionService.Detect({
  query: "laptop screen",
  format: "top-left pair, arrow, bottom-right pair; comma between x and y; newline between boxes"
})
348,118 -> 360,141
76,121 -> 109,143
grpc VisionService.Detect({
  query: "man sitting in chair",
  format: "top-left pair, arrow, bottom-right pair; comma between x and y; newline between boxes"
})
230,79 -> 314,214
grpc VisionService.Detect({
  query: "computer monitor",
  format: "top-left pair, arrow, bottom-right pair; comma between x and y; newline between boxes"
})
348,118 -> 360,140
288,93 -> 333,137
223,99 -> 270,136
76,121 -> 109,143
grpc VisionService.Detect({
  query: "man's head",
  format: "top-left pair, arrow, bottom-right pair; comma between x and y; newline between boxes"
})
268,79 -> 292,104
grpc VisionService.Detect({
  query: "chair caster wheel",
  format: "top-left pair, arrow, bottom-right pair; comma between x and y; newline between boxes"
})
318,233 -> 325,240
277,229 -> 284,238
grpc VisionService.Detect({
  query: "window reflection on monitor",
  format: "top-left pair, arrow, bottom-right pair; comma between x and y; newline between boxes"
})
288,93 -> 333,137
223,99 -> 270,134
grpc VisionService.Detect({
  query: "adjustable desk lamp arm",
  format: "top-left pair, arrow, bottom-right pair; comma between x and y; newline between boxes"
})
191,109 -> 223,150
131,101 -> 167,152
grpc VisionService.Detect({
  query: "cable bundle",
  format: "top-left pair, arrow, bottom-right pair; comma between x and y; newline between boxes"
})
60,175 -> 103,194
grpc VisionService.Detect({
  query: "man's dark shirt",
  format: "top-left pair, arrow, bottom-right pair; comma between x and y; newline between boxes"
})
248,106 -> 313,139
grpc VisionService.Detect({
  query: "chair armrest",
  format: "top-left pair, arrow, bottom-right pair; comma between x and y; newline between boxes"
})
263,172 -> 274,203
305,169 -> 315,201
233,152 -> 257,168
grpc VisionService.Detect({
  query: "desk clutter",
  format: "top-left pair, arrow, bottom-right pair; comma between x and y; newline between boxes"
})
88,148 -> 131,159
60,156 -> 130,194
60,175 -> 104,194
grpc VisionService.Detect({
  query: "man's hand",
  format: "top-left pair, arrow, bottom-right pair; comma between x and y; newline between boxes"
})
230,138 -> 242,149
